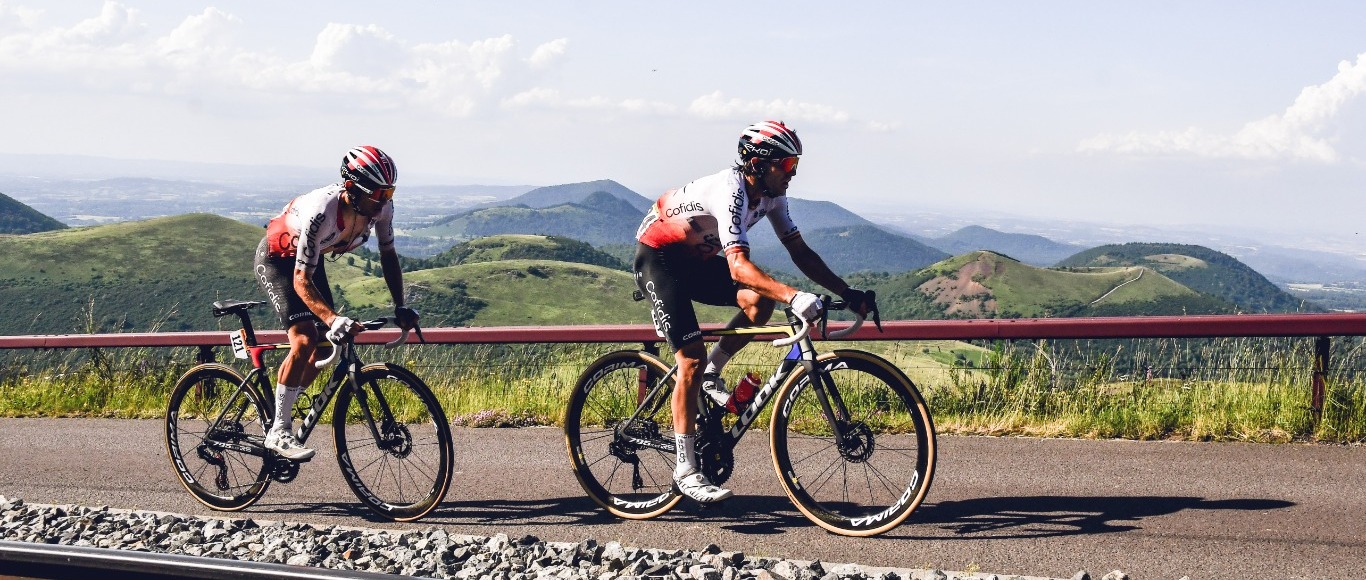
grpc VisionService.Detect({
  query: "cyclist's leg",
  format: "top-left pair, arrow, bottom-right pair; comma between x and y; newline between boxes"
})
704,286 -> 776,377
634,245 -> 735,502
253,240 -> 323,459
688,255 -> 770,395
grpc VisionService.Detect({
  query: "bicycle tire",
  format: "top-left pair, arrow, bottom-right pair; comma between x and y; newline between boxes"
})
770,349 -> 936,536
164,363 -> 272,511
564,350 -> 683,519
333,363 -> 454,522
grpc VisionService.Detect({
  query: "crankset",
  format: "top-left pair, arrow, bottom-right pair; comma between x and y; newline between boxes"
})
269,457 -> 301,483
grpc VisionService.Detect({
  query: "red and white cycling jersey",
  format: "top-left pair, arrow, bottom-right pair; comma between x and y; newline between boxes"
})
635,168 -> 799,258
264,184 -> 395,273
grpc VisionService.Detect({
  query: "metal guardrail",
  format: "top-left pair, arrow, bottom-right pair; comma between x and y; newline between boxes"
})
0,539 -> 401,579
4,312 -> 1366,349
2,312 -> 1363,423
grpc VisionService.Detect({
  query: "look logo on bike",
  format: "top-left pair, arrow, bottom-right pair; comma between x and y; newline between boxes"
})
632,121 -> 874,503
254,145 -> 419,460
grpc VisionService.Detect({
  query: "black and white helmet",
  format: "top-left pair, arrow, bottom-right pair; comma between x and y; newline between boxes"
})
339,146 -> 397,197
737,120 -> 802,163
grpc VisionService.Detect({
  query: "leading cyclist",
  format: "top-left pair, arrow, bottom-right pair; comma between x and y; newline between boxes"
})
253,145 -> 419,460
633,121 -> 872,502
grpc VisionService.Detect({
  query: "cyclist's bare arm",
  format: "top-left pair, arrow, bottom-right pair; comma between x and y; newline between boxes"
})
726,248 -> 801,304
292,269 -> 343,328
782,234 -> 870,317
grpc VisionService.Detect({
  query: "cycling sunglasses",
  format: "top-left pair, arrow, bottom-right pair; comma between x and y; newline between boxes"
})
368,186 -> 395,202
772,156 -> 799,173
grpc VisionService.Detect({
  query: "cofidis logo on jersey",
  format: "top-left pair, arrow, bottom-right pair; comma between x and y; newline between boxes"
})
663,201 -> 703,218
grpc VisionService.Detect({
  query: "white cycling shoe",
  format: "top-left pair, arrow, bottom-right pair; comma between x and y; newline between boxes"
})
674,470 -> 732,503
265,428 -> 315,461
700,373 -> 730,407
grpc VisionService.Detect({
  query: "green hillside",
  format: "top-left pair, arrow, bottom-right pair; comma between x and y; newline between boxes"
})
1,191 -> 66,235
1056,243 -> 1318,313
870,251 -> 1232,319
340,259 -> 735,326
0,214 -> 263,334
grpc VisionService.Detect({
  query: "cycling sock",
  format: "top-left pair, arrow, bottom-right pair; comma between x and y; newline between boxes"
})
674,432 -> 699,478
273,383 -> 301,432
703,346 -> 732,377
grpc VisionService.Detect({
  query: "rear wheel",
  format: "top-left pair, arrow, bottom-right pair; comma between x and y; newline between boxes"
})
770,350 -> 936,536
333,363 -> 454,522
165,364 -> 271,511
564,350 -> 683,519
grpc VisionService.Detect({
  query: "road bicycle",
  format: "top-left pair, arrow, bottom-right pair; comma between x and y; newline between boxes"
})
164,299 -> 454,522
564,296 -> 936,536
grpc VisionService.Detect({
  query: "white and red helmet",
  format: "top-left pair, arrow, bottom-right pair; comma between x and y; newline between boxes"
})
340,146 -> 397,197
738,120 -> 802,162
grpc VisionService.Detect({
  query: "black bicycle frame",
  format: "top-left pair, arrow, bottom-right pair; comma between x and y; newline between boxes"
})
204,338 -> 389,457
620,313 -> 854,454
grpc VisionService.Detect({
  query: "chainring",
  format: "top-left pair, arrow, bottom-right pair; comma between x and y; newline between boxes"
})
269,458 -> 300,483
695,435 -> 734,486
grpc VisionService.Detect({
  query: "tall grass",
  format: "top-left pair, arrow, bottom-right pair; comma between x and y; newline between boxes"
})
927,337 -> 1366,442
2,336 -> 1364,443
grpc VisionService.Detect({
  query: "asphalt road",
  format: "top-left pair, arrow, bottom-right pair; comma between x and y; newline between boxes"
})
1,418 -> 1363,580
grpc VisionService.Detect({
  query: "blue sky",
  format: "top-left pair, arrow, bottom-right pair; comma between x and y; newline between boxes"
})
1,1 -> 1363,245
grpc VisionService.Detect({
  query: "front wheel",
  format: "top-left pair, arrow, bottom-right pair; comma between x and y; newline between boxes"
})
165,364 -> 272,511
770,350 -> 937,536
333,363 -> 454,522
564,350 -> 683,519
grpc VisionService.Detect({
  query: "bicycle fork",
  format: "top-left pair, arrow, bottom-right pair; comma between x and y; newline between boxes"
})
793,337 -> 856,449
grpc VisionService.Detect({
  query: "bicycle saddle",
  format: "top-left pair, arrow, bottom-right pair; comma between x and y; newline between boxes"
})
212,300 -> 266,318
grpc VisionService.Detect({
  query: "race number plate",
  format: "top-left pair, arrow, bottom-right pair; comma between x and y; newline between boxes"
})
229,329 -> 249,360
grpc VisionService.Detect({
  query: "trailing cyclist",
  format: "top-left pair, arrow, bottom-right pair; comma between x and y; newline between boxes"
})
632,120 -> 873,503
254,145 -> 419,460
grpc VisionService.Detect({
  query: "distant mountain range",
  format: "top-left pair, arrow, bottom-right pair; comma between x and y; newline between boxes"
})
928,225 -> 1085,267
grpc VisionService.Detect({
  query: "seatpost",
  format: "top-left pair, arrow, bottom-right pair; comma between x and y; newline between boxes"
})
235,311 -> 259,346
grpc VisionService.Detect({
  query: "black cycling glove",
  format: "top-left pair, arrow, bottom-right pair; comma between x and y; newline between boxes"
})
839,287 -> 872,312
395,306 -> 421,329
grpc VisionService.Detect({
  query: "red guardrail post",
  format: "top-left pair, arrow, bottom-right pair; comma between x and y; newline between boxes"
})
1312,336 -> 1329,425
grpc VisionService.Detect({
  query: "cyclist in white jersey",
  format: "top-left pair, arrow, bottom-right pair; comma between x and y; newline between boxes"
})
633,121 -> 873,503
253,145 -> 419,460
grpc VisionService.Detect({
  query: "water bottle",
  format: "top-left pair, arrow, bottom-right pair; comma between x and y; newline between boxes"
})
727,372 -> 760,415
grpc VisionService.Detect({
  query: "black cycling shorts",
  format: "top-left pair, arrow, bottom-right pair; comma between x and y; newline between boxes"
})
254,237 -> 334,329
633,243 -> 739,351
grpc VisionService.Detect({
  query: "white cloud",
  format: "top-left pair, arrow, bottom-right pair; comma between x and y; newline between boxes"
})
62,1 -> 144,46
0,3 -> 873,131
687,91 -> 851,124
1080,53 -> 1366,163
0,3 -> 563,118
0,1 -> 41,35
527,38 -> 567,68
